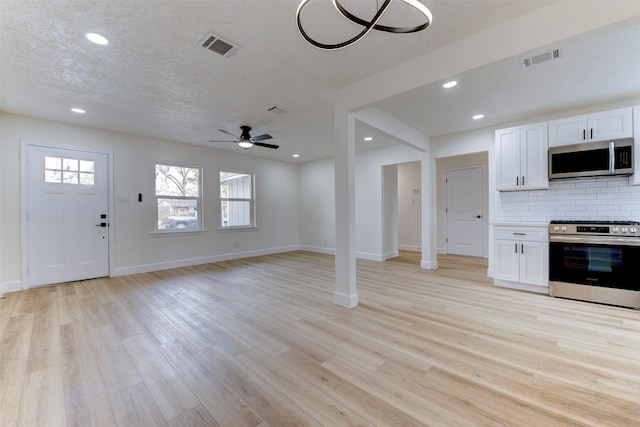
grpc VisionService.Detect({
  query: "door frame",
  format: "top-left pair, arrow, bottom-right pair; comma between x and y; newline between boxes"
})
444,165 -> 486,257
20,141 -> 114,290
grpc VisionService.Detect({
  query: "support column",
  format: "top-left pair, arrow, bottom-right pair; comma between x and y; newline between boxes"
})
420,150 -> 438,269
334,105 -> 357,308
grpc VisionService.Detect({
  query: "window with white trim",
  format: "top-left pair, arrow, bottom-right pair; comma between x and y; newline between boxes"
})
155,164 -> 202,231
220,171 -> 255,228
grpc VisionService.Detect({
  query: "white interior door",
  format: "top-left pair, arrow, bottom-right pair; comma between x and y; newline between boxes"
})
26,144 -> 109,287
446,167 -> 484,257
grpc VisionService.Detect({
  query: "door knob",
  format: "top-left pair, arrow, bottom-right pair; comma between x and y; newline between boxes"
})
476,215 -> 482,218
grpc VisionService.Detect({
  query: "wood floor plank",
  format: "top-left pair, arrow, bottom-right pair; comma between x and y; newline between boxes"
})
27,296 -> 61,373
18,364 -> 66,426
64,375 -> 117,427
58,294 -> 83,325
123,333 -> 200,421
197,344 -> 321,426
0,251 -> 638,425
237,348 -> 374,427
60,322 -> 99,385
166,404 -> 221,427
0,312 -> 35,363
89,324 -> 142,394
160,342 -> 264,427
0,357 -> 28,426
108,382 -> 167,427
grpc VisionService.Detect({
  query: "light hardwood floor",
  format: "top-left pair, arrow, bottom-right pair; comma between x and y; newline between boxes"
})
1,251 -> 638,426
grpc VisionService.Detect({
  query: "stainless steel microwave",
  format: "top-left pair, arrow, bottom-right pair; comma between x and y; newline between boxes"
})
548,138 -> 633,179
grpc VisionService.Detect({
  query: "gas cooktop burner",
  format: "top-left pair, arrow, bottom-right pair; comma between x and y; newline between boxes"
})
550,220 -> 640,225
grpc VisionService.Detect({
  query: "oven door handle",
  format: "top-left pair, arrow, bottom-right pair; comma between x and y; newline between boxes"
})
550,235 -> 640,246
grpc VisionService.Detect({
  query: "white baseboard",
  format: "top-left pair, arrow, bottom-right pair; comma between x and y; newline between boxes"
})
0,280 -> 24,297
487,267 -> 494,278
356,251 -> 384,261
382,250 -> 399,260
299,245 -> 335,255
333,291 -> 358,308
437,247 -> 446,254
398,245 -> 421,252
420,259 -> 438,270
112,245 -> 301,277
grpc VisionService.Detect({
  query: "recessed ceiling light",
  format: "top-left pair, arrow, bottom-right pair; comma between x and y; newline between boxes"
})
71,108 -> 86,114
442,80 -> 457,89
364,137 -> 373,141
292,154 -> 300,158
86,32 -> 109,45
472,114 -> 485,120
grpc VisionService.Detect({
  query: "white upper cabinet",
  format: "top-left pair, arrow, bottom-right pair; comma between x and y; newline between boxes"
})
549,107 -> 633,147
496,122 -> 548,191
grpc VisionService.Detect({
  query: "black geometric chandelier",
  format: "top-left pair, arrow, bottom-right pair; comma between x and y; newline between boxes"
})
296,0 -> 433,50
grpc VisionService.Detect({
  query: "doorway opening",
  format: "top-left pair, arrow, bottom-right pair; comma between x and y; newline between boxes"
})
437,152 -> 488,258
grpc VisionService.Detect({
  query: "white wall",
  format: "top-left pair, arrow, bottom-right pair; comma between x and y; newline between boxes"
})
298,157 -> 335,253
355,145 -> 422,260
0,113 -> 300,292
397,161 -> 421,251
382,164 -> 398,258
299,144 -> 424,260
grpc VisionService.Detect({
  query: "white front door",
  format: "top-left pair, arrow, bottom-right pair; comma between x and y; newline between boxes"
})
446,167 -> 484,257
26,144 -> 109,287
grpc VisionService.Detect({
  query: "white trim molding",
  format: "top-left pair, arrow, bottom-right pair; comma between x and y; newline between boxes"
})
333,291 -> 358,308
0,281 -> 24,297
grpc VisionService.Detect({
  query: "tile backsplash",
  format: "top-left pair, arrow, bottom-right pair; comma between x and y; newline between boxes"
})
496,176 -> 640,222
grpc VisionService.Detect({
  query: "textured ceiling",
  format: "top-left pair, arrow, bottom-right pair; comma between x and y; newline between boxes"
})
1,1 -> 638,163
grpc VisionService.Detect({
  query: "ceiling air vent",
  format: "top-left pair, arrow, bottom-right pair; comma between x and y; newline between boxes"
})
198,32 -> 241,58
521,48 -> 562,68
267,105 -> 289,115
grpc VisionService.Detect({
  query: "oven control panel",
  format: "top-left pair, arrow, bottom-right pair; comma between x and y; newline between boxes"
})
550,221 -> 640,237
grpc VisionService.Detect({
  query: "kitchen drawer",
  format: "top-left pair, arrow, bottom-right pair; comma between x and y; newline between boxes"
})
494,226 -> 547,241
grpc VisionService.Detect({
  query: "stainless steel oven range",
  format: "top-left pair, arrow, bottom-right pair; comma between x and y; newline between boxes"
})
549,220 -> 640,309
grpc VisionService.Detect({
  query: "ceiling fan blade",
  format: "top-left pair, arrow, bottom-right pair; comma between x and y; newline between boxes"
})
218,129 -> 239,139
209,139 -> 237,143
250,133 -> 272,142
253,142 -> 279,149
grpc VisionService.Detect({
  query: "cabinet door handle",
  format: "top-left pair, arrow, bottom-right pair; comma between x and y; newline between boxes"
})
513,232 -> 526,236
522,176 -> 525,186
583,129 -> 586,140
516,176 -> 519,186
590,128 -> 593,139
521,244 -> 524,254
515,243 -> 518,253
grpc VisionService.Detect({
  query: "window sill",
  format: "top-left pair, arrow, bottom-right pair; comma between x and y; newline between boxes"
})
149,229 -> 208,236
217,226 -> 259,232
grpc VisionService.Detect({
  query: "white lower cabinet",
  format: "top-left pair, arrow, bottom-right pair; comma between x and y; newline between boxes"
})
493,225 -> 548,293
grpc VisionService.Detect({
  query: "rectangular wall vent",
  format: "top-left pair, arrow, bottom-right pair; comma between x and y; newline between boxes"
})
267,105 -> 289,115
197,32 -> 241,58
521,48 -> 562,68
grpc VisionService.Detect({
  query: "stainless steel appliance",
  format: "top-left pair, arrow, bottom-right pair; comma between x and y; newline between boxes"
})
549,220 -> 640,308
548,138 -> 633,179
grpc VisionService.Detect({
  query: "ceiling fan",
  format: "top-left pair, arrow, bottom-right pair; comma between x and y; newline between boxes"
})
209,125 -> 279,149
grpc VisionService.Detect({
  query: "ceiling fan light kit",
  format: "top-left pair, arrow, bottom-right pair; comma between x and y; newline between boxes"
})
209,125 -> 279,150
296,0 -> 432,50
